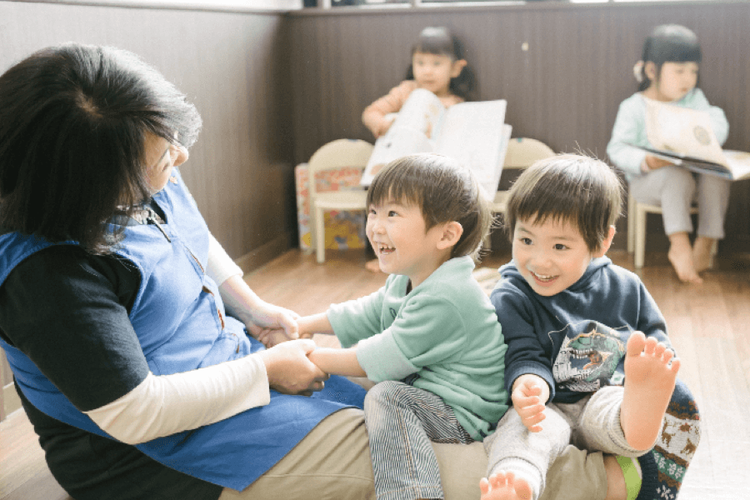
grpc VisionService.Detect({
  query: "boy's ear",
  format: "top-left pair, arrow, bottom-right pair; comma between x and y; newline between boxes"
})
644,61 -> 657,82
436,221 -> 463,250
593,225 -> 616,258
451,59 -> 467,78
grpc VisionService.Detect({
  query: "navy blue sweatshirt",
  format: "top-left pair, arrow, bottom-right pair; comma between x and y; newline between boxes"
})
490,257 -> 670,404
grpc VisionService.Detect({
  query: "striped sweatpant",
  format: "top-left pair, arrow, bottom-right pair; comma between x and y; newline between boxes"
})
364,380 -> 474,500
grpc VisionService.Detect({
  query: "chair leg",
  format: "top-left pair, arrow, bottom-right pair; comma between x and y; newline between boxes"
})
634,208 -> 647,269
315,206 -> 326,264
708,239 -> 718,269
627,194 -> 635,254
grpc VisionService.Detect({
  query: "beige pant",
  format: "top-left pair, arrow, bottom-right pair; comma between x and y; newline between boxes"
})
219,408 -> 608,500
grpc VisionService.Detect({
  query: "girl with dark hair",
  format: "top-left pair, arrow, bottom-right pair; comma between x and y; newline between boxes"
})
607,24 -> 730,284
362,26 -> 476,139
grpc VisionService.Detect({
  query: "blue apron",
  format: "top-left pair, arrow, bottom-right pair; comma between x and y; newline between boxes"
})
0,169 -> 365,491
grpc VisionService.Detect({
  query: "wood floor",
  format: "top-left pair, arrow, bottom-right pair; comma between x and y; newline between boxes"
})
1,247 -> 749,499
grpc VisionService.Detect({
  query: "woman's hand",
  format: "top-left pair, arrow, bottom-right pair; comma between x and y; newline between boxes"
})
244,302 -> 300,341
511,374 -> 550,433
258,339 -> 330,396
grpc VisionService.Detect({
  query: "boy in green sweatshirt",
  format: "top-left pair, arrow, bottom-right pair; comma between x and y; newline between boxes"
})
292,153 -> 508,500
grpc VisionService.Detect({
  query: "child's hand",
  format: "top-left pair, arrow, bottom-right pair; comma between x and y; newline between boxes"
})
256,327 -> 296,348
511,375 -> 549,433
373,116 -> 395,138
645,154 -> 674,170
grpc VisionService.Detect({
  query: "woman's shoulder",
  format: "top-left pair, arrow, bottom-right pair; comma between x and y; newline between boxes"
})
4,244 -> 140,309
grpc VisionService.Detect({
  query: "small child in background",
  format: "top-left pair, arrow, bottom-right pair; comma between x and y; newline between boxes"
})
362,25 -> 476,272
480,155 -> 682,500
362,26 -> 476,139
607,24 -> 730,284
294,153 -> 508,500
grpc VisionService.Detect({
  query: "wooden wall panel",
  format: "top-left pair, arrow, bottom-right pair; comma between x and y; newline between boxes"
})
0,1 -> 293,264
287,3 -> 750,252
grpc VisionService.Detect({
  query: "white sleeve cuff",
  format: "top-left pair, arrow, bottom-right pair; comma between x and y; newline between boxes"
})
85,355 -> 270,444
207,233 -> 244,286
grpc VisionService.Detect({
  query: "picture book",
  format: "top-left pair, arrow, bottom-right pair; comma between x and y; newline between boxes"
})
634,98 -> 750,181
361,89 -> 511,198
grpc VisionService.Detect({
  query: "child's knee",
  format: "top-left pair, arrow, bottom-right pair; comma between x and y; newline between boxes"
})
364,380 -> 406,412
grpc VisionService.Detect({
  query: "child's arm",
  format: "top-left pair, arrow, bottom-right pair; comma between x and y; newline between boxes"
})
511,374 -> 551,433
307,347 -> 367,378
606,98 -> 656,178
362,81 -> 415,138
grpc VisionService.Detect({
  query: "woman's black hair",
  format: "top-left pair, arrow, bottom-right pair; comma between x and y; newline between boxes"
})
637,24 -> 702,91
0,43 -> 202,254
404,26 -> 477,101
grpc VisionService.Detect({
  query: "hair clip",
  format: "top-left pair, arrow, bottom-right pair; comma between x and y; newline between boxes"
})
633,60 -> 644,83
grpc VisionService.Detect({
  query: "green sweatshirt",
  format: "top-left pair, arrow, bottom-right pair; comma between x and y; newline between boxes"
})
327,256 -> 508,439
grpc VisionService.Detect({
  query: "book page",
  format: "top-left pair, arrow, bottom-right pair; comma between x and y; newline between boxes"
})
644,98 -> 727,166
360,128 -> 434,186
435,100 -> 508,199
361,89 -> 445,186
723,150 -> 750,181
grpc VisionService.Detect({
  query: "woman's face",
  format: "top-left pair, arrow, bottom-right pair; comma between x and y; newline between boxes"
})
144,134 -> 188,193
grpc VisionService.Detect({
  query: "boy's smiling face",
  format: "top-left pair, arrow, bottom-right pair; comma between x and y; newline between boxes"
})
513,216 -> 606,297
366,198 -> 450,289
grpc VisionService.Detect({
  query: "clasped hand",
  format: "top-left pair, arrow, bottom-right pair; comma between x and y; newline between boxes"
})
259,339 -> 329,397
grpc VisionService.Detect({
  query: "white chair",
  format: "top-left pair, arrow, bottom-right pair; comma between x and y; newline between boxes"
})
308,138 -> 374,264
491,137 -> 556,215
626,192 -> 715,269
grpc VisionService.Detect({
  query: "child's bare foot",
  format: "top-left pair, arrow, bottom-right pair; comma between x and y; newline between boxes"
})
365,258 -> 382,273
692,236 -> 715,273
479,472 -> 533,500
668,233 -> 702,284
621,332 -> 680,451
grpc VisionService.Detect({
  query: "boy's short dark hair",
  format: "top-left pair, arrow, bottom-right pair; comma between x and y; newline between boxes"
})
504,154 -> 623,252
0,43 -> 202,254
366,153 -> 493,259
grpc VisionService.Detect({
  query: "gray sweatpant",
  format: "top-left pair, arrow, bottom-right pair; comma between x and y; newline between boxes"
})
484,386 -> 647,500
629,165 -> 730,239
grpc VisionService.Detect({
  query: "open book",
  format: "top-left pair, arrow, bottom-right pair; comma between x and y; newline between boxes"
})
361,89 -> 511,198
633,98 -> 750,181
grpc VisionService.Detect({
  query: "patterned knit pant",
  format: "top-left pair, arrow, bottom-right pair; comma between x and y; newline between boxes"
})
364,381 -> 474,500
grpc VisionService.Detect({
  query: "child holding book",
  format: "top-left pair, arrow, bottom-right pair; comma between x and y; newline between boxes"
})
362,26 -> 476,139
607,24 -> 730,284
361,25 -> 476,272
479,154 -> 699,500
291,153 -> 509,500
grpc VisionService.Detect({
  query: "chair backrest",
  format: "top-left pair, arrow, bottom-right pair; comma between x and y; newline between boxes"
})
307,139 -> 374,198
502,137 -> 555,171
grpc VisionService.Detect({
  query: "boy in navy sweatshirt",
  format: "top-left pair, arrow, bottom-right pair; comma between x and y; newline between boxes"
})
480,155 -> 692,500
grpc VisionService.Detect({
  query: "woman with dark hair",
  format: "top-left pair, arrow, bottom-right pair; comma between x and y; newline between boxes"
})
0,42 -> 365,499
